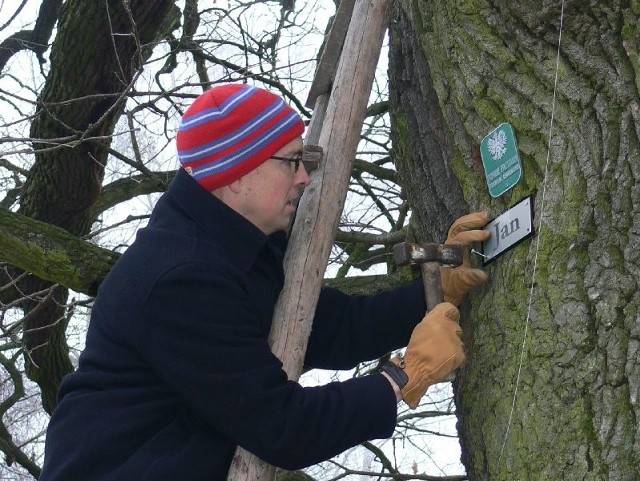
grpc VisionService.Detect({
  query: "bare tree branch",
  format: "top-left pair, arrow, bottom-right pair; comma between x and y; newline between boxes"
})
0,209 -> 119,297
0,0 -> 63,73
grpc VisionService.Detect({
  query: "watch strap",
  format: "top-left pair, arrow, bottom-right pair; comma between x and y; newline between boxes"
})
380,359 -> 409,390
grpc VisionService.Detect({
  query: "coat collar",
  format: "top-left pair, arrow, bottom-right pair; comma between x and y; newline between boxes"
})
165,169 -> 287,271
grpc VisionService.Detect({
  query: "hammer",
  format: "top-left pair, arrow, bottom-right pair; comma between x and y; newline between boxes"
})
393,242 -> 464,311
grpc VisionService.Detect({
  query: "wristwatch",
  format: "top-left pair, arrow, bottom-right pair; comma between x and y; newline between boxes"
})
380,358 -> 408,390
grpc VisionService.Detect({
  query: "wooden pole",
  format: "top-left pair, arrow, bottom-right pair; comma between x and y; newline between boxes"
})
227,0 -> 393,479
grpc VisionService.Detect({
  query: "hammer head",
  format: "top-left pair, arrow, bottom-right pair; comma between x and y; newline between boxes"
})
393,242 -> 464,268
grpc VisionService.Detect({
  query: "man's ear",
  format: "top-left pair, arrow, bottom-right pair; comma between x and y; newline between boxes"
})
227,178 -> 242,194
211,181 -> 241,202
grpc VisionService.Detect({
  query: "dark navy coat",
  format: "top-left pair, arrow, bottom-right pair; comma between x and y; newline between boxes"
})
40,169 -> 426,480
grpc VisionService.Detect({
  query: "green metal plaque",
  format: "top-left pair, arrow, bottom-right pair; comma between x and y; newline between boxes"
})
480,123 -> 523,197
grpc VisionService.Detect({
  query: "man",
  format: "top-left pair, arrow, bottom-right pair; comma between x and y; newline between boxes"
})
40,83 -> 490,480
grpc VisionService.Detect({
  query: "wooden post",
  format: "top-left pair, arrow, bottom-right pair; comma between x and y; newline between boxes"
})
226,0 -> 393,479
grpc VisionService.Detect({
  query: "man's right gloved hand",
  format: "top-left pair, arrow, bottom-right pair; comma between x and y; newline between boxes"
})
387,303 -> 466,409
441,211 -> 491,306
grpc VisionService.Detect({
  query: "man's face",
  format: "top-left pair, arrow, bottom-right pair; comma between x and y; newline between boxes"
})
236,136 -> 311,235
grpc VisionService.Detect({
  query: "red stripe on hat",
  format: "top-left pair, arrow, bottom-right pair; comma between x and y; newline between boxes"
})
196,119 -> 304,191
181,106 -> 298,172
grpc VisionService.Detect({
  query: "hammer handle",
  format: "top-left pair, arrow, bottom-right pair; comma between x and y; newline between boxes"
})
421,262 -> 457,382
421,262 -> 444,312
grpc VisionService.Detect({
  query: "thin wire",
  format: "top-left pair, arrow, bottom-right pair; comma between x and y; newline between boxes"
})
497,0 -> 565,464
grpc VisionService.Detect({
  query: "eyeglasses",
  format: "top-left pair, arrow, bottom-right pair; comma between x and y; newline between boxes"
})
271,154 -> 303,172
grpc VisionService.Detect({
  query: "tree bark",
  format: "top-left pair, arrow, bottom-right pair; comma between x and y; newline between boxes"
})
389,1 -> 640,480
17,0 -> 178,412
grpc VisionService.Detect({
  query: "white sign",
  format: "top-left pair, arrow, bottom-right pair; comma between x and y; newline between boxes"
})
481,196 -> 534,265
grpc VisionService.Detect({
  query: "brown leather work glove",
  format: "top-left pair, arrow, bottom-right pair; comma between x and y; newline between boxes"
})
390,303 -> 465,409
441,211 -> 491,306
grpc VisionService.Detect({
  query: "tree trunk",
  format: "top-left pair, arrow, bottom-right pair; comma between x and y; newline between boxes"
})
18,0 -> 178,413
389,1 -> 640,480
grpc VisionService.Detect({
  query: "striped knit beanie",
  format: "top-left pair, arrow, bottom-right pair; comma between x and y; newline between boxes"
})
177,84 -> 305,191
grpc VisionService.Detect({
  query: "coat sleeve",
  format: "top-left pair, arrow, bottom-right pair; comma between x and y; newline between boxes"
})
137,262 -> 398,471
304,279 -> 427,370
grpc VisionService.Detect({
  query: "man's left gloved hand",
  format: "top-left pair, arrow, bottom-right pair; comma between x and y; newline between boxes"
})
441,211 -> 491,306
387,302 -> 465,409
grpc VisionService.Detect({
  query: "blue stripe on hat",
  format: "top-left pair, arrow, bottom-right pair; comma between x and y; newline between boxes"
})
179,97 -> 290,164
191,111 -> 301,181
178,86 -> 257,132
